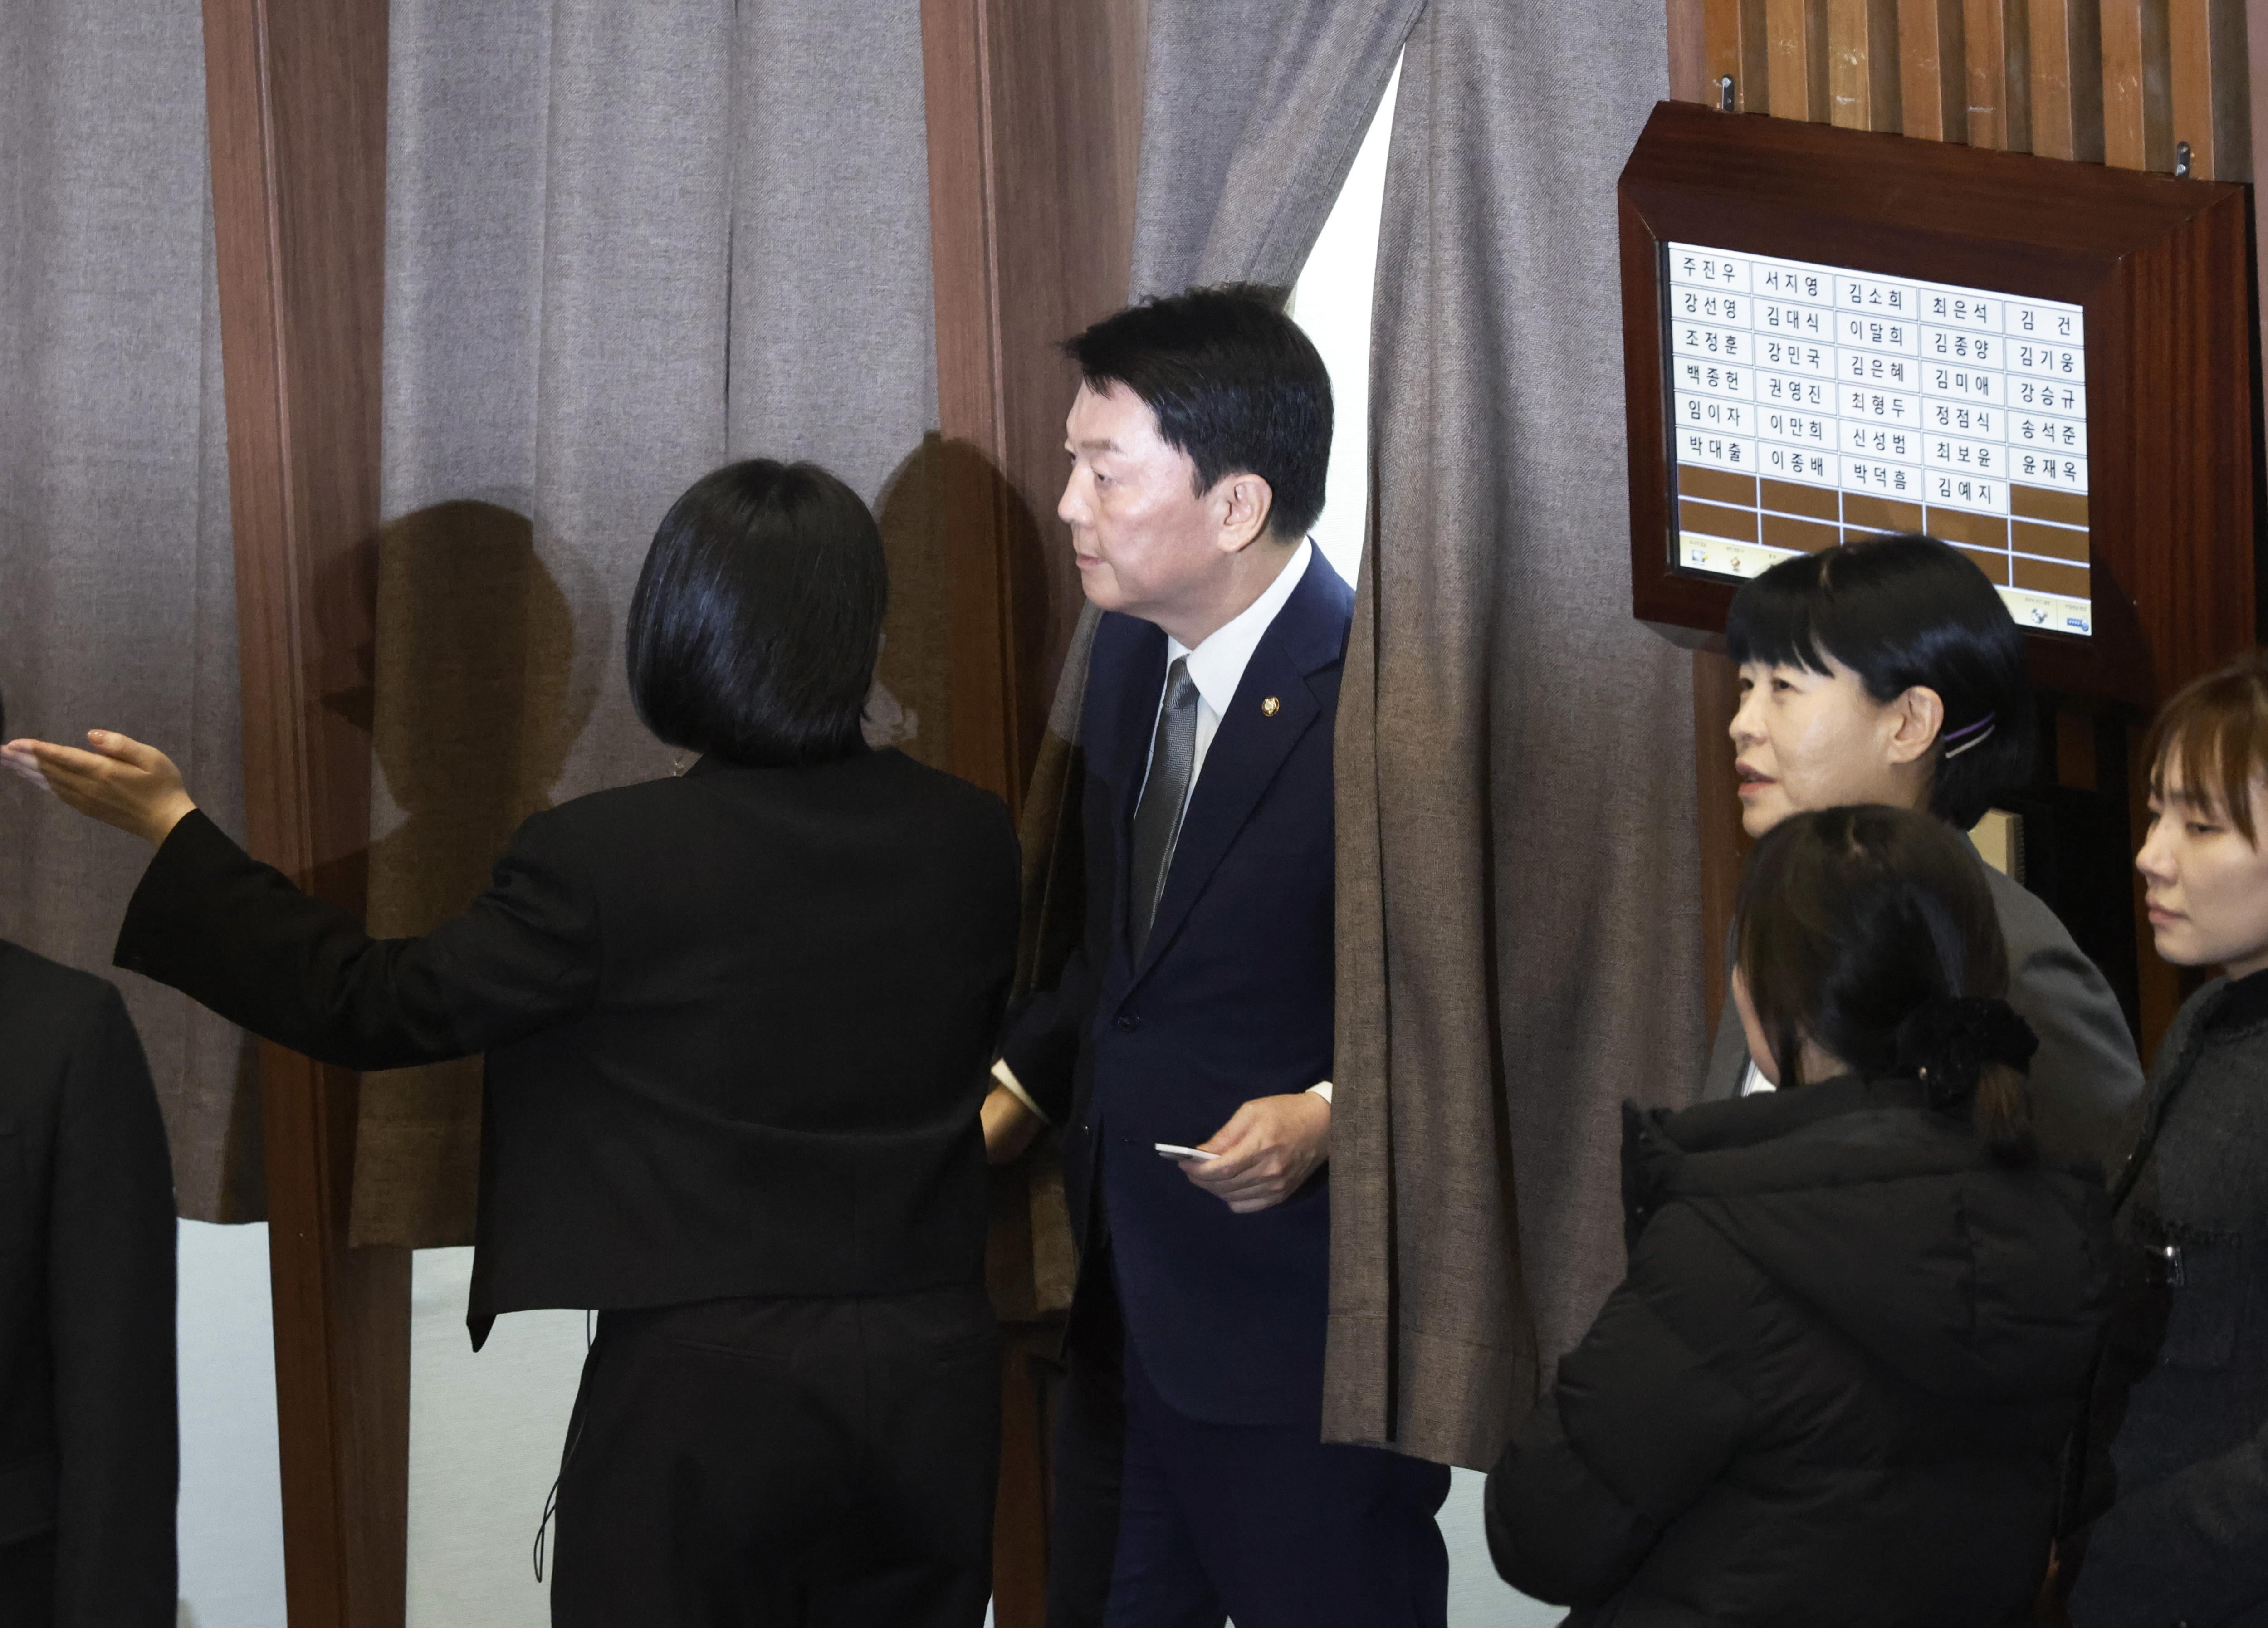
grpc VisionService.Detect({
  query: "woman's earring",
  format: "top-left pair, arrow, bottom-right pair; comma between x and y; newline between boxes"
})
671,753 -> 691,778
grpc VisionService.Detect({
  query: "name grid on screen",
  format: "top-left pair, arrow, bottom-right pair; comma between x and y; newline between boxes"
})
1663,242 -> 2092,636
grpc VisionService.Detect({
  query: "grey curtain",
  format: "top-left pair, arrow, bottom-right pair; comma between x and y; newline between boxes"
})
1004,0 -> 1422,1316
0,0 -> 260,1222
361,0 -> 943,1246
1327,0 -> 1706,1469
1130,0 -> 1424,296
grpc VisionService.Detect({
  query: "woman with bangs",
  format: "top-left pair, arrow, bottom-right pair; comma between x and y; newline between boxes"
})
1706,533 -> 2143,1169
2064,650 -> 2268,1626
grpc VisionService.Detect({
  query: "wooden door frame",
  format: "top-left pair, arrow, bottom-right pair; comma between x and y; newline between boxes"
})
921,1 -> 1148,1620
201,0 -> 406,1621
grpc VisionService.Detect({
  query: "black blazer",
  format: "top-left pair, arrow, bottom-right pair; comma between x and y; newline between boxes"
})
116,748 -> 1019,1344
0,941 -> 176,1626
1001,548 -> 1354,1425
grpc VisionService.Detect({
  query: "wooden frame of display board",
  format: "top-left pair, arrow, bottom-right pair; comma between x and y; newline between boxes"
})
1621,98 -> 2255,708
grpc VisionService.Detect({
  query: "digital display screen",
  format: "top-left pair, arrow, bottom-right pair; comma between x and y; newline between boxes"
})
1663,242 -> 2091,636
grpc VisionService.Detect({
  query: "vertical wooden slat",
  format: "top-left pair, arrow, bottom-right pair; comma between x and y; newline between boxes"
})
1899,0 -> 1970,137
1767,0 -> 1833,117
2030,0 -> 2106,157
923,2 -> 1148,1619
2103,0 -> 2175,168
924,0 -> 1149,814
2252,0 -> 2268,181
1964,0 -> 2035,148
1672,0 -> 1713,99
1705,0 -> 1774,107
2170,0 -> 2252,177
1829,0 -> 1903,128
2251,0 -> 2268,477
199,0 -> 408,1625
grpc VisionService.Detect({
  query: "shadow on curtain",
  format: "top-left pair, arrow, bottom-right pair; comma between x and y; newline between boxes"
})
363,0 -> 947,1247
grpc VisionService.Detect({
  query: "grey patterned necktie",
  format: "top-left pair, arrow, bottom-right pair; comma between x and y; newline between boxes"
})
1129,657 -> 1201,959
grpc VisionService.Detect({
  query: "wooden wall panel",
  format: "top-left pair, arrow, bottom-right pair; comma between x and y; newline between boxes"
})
2253,0 -> 2268,438
199,0 -> 407,1624
2031,0 -> 2107,157
2103,0 -> 2176,167
924,0 -> 1147,812
1899,0 -> 1971,135
1665,1 -> 2261,1071
1768,0 -> 1833,116
2170,0 -> 2253,175
1706,0 -> 1775,108
923,4 -> 1146,1620
1672,0 -> 1713,100
1964,0 -> 2036,147
1830,0 -> 1905,127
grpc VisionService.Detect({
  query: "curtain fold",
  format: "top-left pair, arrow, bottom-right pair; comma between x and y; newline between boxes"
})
1326,0 -> 1706,1470
361,0 -> 941,1247
0,0 -> 259,1222
1130,0 -> 1423,296
1006,0 -> 1422,1315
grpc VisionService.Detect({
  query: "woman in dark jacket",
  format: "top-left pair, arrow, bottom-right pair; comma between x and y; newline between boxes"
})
2,460 -> 1021,1628
2066,650 -> 2268,1626
1487,804 -> 2113,1626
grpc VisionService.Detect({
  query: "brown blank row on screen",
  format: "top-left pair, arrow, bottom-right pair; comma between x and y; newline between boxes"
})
1675,463 -> 2090,601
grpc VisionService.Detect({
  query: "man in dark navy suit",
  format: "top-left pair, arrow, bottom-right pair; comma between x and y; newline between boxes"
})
0,684 -> 179,1627
982,286 -> 1449,1628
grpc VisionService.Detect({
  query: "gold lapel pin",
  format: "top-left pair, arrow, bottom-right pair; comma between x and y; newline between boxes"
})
1261,696 -> 1281,716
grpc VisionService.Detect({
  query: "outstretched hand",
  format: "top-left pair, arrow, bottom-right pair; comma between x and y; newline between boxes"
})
2,731 -> 197,847
1182,1092 -> 1330,1214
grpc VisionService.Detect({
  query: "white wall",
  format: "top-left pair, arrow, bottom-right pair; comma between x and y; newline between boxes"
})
1288,58 -> 1399,594
176,1222 -> 286,1628
1288,59 -> 1561,1628
405,1251 -> 585,1627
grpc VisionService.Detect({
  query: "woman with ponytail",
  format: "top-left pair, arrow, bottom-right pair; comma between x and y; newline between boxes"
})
1486,805 -> 2112,1625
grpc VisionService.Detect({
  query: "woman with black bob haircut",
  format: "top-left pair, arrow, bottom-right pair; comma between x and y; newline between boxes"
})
629,458 -> 886,764
4,457 -> 1022,1627
1709,532 -> 2142,1169
1487,804 -> 2113,1624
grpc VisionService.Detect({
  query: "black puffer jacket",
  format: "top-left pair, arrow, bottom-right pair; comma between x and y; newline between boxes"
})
1486,1076 -> 2113,1627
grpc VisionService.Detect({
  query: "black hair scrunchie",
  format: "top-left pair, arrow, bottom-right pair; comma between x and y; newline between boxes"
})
1893,997 -> 2038,1108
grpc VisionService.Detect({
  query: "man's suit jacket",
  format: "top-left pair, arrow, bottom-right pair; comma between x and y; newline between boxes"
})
0,941 -> 176,1627
1002,549 -> 1354,1426
1702,853 -> 2144,1169
115,748 -> 1020,1344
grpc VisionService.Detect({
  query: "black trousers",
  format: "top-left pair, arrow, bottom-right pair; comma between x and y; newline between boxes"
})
1046,1308 -> 1450,1628
0,1532 -> 54,1627
551,1285 -> 999,1628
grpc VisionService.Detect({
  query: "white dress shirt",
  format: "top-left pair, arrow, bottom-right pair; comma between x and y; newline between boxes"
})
994,539 -> 1333,1120
1156,537 -> 1313,813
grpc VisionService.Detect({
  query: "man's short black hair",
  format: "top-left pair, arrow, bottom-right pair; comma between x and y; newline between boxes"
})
1064,283 -> 1332,540
1725,533 -> 2036,829
627,459 -> 886,767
